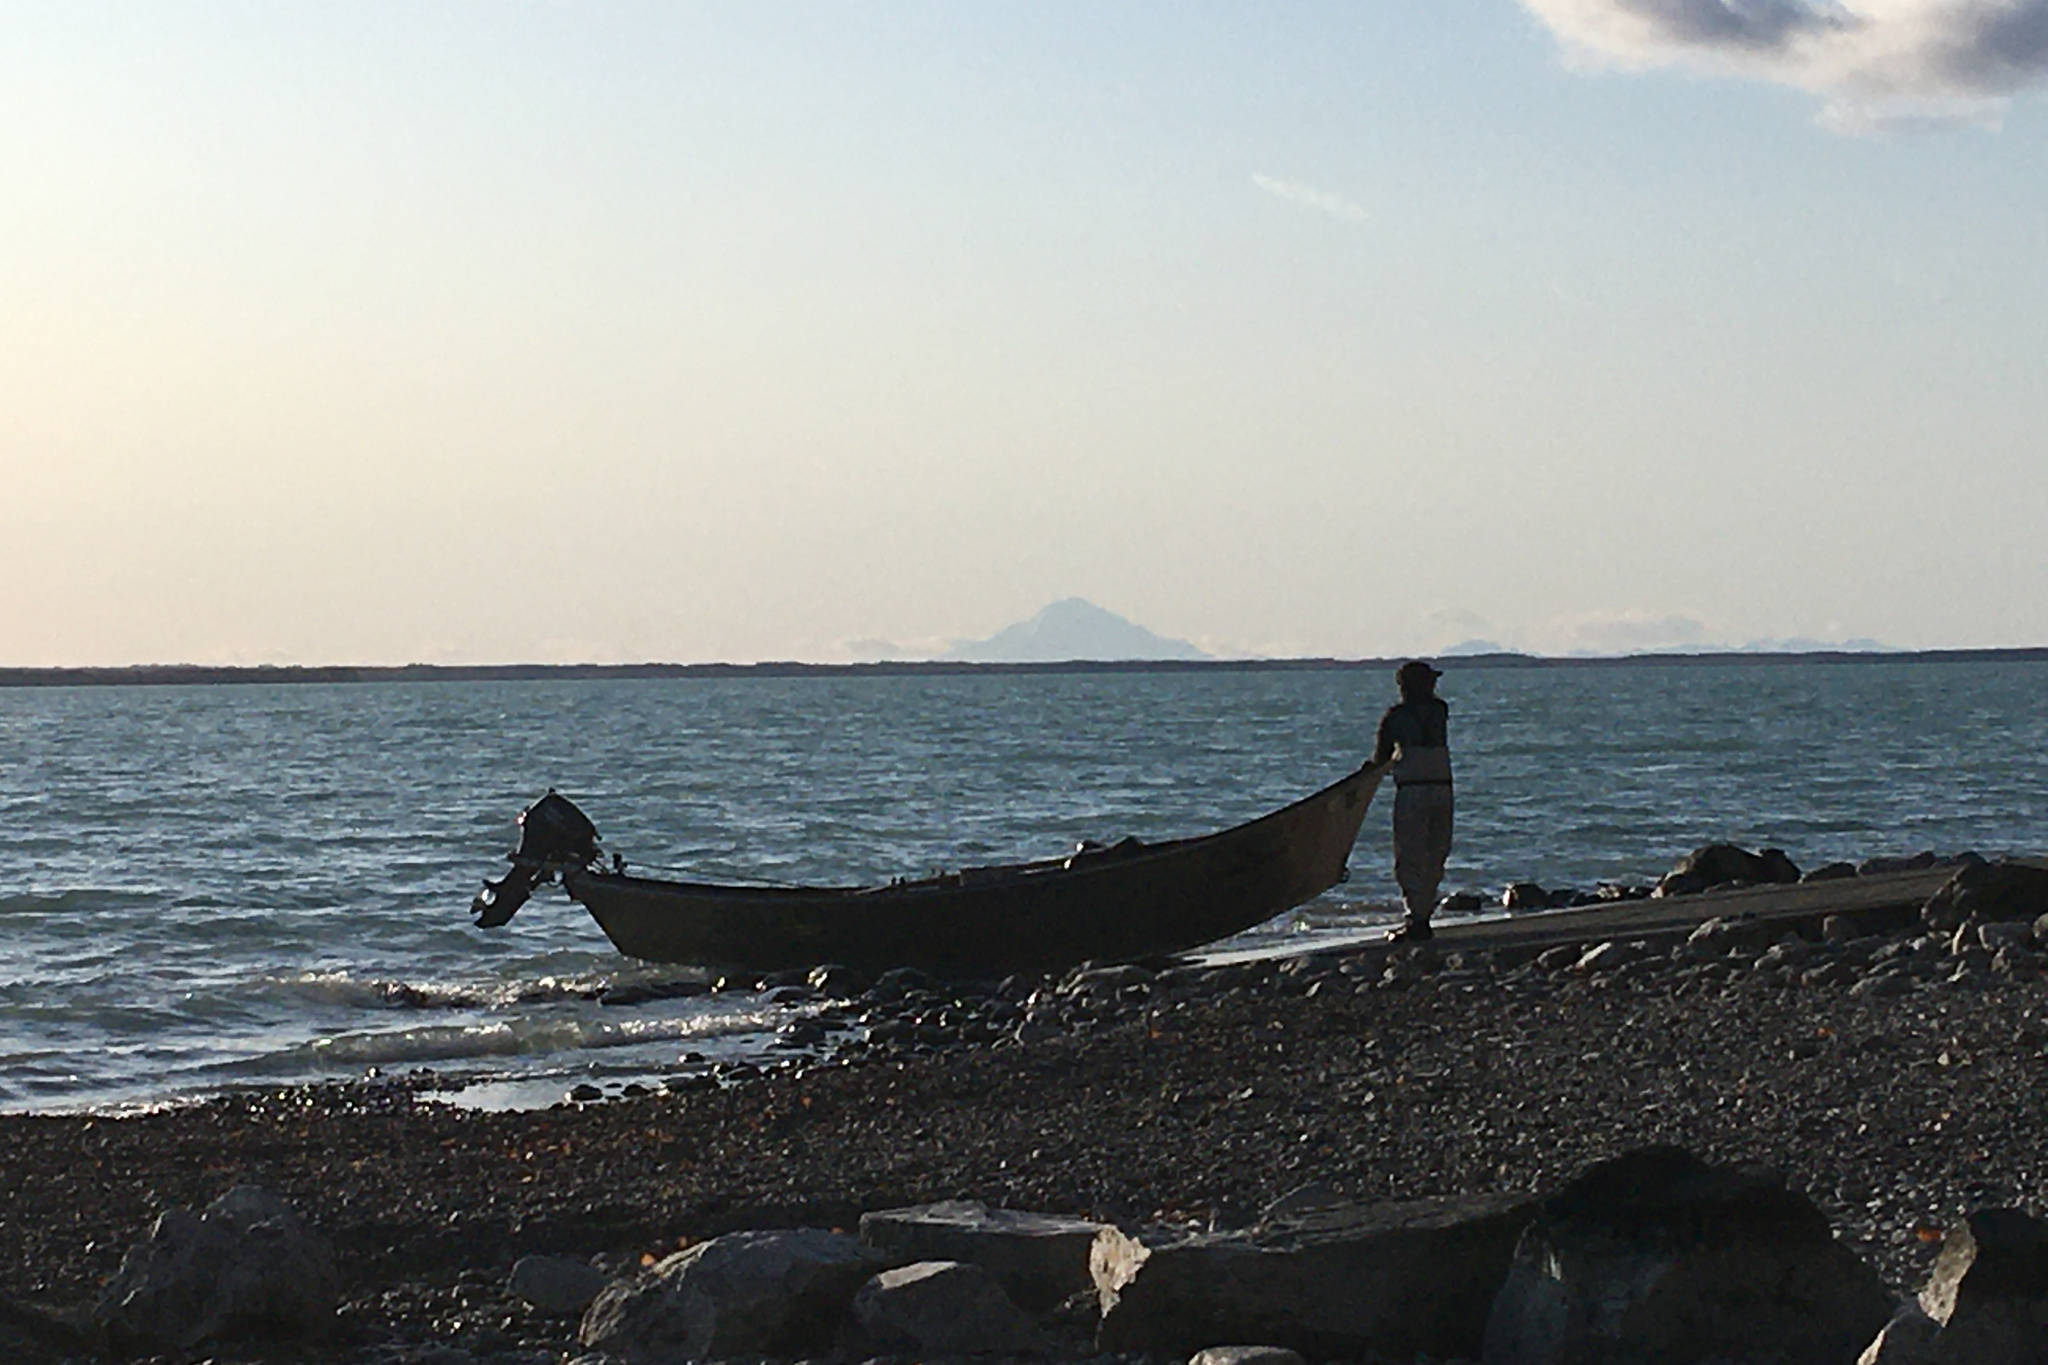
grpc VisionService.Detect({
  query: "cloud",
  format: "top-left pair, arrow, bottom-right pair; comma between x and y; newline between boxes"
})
1251,173 -> 1371,223
1536,609 -> 1710,655
842,636 -> 952,663
1520,0 -> 2048,128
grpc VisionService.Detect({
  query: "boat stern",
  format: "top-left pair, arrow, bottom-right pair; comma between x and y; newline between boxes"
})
471,790 -> 603,928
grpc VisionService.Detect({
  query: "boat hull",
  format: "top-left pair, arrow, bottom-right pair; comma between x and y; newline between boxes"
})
561,764 -> 1386,976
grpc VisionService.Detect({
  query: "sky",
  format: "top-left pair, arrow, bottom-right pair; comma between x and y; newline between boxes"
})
6,1 -> 2046,666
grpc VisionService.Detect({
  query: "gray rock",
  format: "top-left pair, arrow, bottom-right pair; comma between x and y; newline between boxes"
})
1482,1146 -> 1891,1365
1803,960 -> 1860,989
869,966 -> 940,1001
1063,964 -> 1154,997
1575,941 -> 1640,975
1923,860 -> 2048,931
1863,851 -> 1939,875
1916,1207 -> 2048,1363
1851,970 -> 1915,999
851,1260 -> 1043,1356
1189,1348 -> 1308,1365
1857,1305 -> 1938,1364
858,1200 -> 1107,1313
1806,861 -> 1860,883
1993,946 -> 2039,978
1757,938 -> 1814,971
807,962 -> 871,997
1093,1191 -> 1535,1360
1656,845 -> 1801,897
579,1228 -> 895,1363
1682,916 -> 1777,957
1501,883 -> 1549,910
512,1255 -> 609,1316
92,1184 -> 338,1354
1380,950 -> 1440,988
776,1018 -> 830,1047
1980,921 -> 2035,953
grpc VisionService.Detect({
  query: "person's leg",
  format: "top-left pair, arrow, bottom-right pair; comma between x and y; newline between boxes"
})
1392,787 -> 1435,931
1416,789 -> 1454,921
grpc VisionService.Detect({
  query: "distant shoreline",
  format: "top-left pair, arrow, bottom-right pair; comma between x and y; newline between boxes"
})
4,647 -> 2047,688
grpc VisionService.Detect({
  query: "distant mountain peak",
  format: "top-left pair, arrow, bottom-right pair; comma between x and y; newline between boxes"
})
944,599 -> 1208,663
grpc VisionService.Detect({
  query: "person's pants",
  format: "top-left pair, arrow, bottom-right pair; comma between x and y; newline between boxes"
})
1393,784 -> 1454,922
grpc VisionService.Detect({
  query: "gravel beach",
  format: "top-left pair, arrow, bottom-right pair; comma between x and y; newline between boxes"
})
4,918 -> 2047,1363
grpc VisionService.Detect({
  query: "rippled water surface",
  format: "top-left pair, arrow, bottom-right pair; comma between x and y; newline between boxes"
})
3,661 -> 2044,1112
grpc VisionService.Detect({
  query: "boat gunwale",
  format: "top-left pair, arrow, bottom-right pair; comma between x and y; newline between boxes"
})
565,760 -> 1387,906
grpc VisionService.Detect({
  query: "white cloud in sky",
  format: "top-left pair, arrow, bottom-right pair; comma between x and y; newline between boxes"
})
1535,609 -> 1711,655
1521,0 -> 2048,128
842,636 -> 955,663
1251,173 -> 1371,222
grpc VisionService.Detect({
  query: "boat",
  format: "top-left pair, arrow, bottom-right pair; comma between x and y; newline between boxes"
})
470,762 -> 1388,977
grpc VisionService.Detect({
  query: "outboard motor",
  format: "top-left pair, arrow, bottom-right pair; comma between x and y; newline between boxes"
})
471,790 -> 602,928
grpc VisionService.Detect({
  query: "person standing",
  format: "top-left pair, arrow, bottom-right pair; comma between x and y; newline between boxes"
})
1372,660 -> 1453,942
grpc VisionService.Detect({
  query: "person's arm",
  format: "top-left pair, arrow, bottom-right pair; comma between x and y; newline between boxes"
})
1370,707 -> 1400,767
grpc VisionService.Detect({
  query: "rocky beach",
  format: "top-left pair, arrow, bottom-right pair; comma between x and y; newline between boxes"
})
5,854 -> 2048,1364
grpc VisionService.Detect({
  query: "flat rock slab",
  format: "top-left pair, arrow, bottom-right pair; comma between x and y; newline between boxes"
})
851,1259 -> 1044,1356
1092,1191 -> 1537,1361
860,1199 -> 1108,1312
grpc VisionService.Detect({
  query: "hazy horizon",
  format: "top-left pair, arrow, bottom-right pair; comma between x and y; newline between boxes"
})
10,3 -> 2047,668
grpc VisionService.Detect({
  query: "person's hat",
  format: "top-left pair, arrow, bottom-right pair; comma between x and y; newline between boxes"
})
1396,659 -> 1442,685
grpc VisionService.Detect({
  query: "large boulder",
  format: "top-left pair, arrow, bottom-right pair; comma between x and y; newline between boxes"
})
850,1259 -> 1044,1356
859,1199 -> 1107,1312
92,1185 -> 339,1354
1922,860 -> 2048,932
1092,1191 -> 1535,1360
1655,845 -> 1801,897
1483,1147 -> 1892,1365
579,1228 -> 896,1364
1915,1207 -> 2048,1363
511,1254 -> 610,1316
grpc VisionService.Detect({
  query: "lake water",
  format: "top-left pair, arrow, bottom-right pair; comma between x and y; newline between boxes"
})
3,660 -> 2044,1114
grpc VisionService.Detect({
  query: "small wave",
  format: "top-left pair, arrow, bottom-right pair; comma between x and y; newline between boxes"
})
278,1006 -> 783,1068
253,970 -> 611,1012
